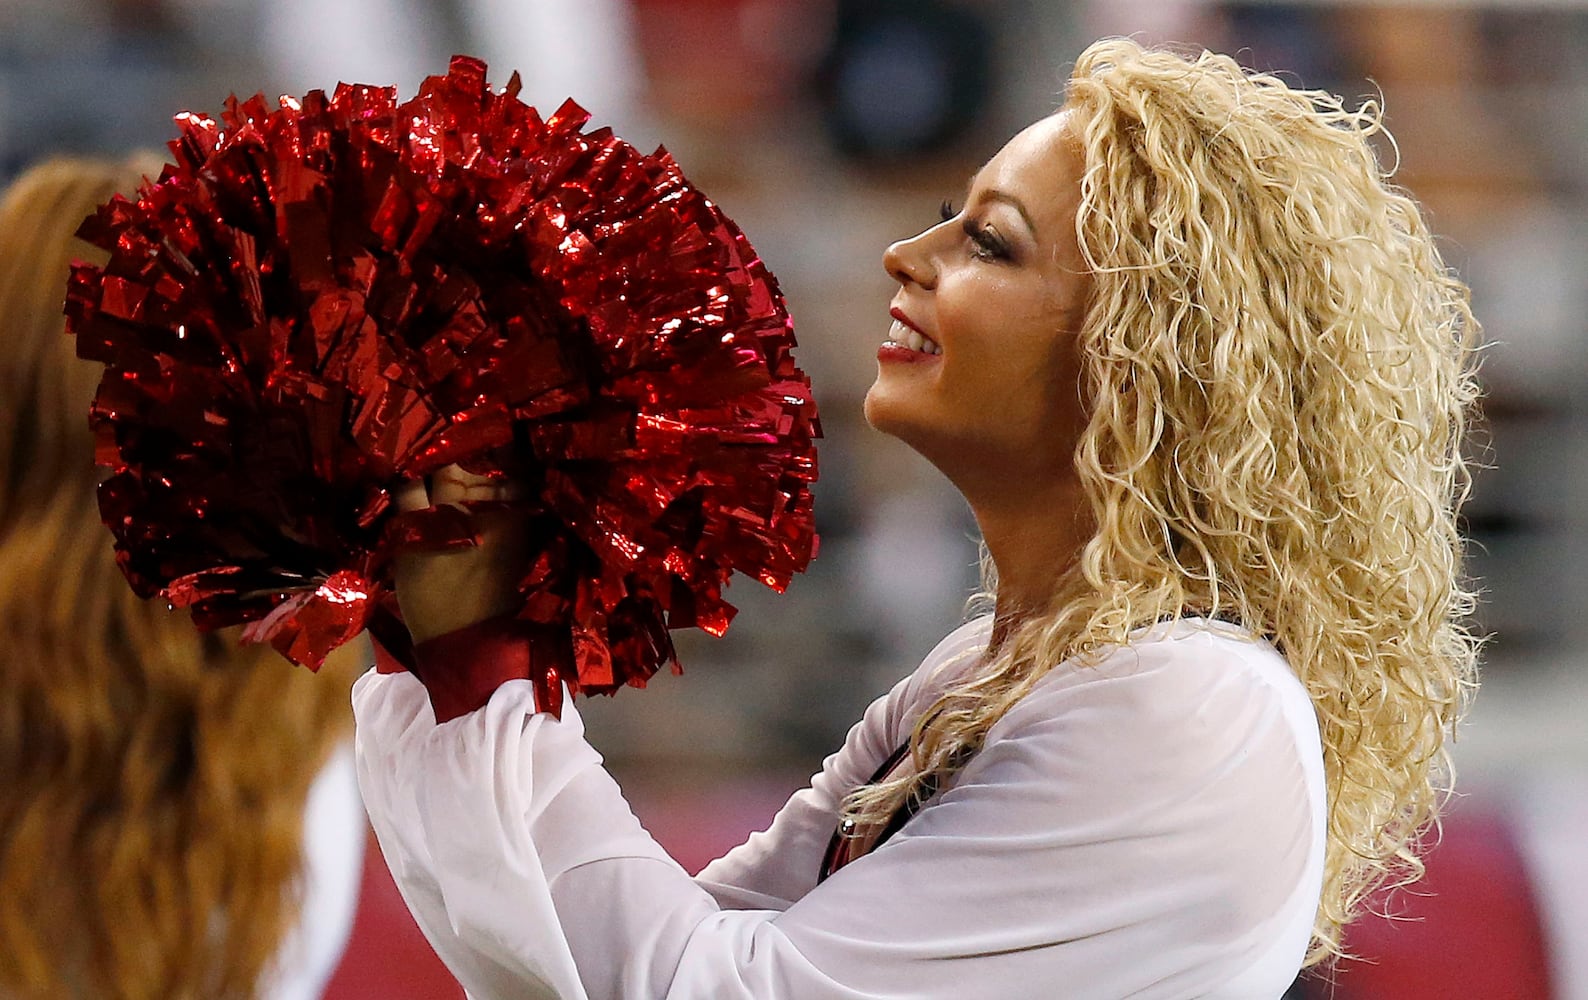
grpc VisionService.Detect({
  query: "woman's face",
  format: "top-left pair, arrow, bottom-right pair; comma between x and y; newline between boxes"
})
864,112 -> 1092,492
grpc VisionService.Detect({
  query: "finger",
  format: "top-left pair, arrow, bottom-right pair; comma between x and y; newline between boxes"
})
430,464 -> 527,505
394,478 -> 431,513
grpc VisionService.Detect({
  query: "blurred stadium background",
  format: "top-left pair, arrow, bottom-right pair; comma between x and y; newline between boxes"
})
3,0 -> 1584,995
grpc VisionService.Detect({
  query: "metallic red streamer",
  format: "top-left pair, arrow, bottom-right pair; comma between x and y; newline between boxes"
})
66,56 -> 820,712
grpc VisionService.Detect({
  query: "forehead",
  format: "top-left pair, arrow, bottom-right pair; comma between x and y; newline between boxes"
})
972,112 -> 1082,225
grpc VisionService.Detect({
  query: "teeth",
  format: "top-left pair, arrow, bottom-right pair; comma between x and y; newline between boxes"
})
887,319 -> 941,355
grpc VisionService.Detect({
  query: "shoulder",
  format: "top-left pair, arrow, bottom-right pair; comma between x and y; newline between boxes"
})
991,620 -> 1324,816
999,619 -> 1319,767
975,618 -> 1326,878
956,619 -> 1326,970
990,615 -> 1327,857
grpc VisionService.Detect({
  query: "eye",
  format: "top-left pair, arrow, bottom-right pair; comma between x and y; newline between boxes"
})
963,219 -> 1011,262
939,199 -> 957,223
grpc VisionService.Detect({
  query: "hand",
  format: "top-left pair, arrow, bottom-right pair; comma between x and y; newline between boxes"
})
392,466 -> 531,645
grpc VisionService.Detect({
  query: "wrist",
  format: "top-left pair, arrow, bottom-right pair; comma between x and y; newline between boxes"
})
374,615 -> 569,722
392,505 -> 531,645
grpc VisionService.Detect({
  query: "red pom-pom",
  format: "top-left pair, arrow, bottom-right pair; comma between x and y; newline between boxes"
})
67,57 -> 819,709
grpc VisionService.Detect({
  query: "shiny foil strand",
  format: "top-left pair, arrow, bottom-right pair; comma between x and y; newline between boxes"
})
65,55 -> 819,712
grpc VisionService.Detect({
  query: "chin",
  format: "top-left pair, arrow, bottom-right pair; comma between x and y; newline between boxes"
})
863,384 -> 931,455
862,382 -> 904,435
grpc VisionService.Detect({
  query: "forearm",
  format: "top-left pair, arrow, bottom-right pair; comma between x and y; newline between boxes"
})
355,669 -> 800,1000
353,653 -> 886,1000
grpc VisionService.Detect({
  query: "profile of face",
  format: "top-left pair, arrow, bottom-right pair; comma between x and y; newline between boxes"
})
864,111 -> 1093,497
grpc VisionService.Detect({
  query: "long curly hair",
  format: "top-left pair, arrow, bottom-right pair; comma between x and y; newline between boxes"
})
0,158 -> 358,999
845,38 -> 1481,964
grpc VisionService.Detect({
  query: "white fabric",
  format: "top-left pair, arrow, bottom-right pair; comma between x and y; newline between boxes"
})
258,742 -> 367,1000
354,616 -> 1326,1000
1512,771 -> 1588,1000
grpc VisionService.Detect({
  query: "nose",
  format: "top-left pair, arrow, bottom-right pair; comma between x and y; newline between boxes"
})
883,226 -> 938,290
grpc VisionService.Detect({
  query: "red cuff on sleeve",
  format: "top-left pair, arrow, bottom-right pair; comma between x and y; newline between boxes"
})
372,617 -> 567,722
372,639 -> 408,675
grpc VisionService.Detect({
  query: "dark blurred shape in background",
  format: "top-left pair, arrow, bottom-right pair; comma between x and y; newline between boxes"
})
813,0 -> 993,159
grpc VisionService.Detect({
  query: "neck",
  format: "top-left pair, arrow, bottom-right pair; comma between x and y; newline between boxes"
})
966,474 -> 1091,646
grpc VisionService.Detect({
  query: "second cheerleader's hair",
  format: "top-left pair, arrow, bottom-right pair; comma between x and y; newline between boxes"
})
0,157 -> 358,1000
843,37 -> 1481,966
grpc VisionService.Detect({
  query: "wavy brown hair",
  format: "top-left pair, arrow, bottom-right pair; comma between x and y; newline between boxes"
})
0,157 -> 357,999
845,38 -> 1481,965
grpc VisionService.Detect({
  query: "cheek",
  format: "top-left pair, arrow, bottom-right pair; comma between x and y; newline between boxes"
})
1040,337 -> 1089,440
935,276 -> 1073,396
956,326 -> 1084,436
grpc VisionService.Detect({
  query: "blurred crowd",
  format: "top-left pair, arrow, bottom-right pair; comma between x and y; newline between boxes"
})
2,1 -> 1586,997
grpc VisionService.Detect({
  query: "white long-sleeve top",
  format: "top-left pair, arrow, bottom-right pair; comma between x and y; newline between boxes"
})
352,616 -> 1326,1000
258,743 -> 365,1000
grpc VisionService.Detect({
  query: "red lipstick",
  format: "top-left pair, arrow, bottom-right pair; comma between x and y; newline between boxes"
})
877,342 -> 931,364
890,306 -> 922,333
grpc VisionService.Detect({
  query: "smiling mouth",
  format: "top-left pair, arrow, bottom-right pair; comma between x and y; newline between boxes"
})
885,319 -> 941,355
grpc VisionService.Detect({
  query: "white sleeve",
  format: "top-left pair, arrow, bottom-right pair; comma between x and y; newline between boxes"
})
353,623 -> 1322,1000
691,617 -> 994,911
258,743 -> 365,1000
690,669 -> 913,911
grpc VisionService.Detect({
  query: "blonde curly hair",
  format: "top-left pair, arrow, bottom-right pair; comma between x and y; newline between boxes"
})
0,157 -> 358,999
845,38 -> 1481,965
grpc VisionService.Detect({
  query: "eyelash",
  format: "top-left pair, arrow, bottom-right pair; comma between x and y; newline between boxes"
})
940,199 -> 1009,262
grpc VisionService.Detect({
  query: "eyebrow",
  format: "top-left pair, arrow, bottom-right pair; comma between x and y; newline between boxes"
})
969,187 -> 1038,239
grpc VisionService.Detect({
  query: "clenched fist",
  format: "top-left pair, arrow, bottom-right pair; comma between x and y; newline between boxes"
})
392,466 -> 531,645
